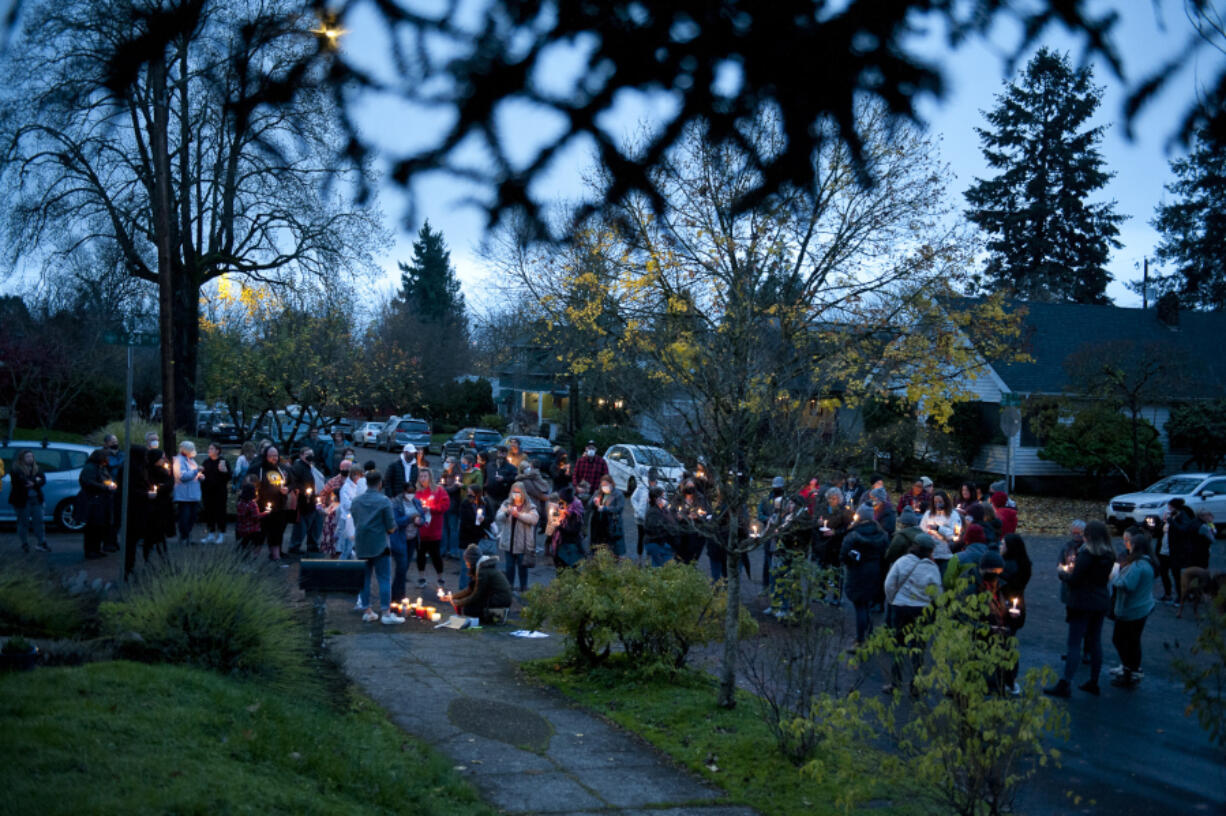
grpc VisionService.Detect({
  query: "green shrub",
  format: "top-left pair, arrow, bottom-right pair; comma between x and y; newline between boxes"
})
87,418 -> 162,448
100,547 -> 307,683
0,560 -> 88,638
522,550 -> 755,674
801,569 -> 1067,816
478,413 -> 505,432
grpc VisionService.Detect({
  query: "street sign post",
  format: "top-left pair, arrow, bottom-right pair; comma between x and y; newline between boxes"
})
1000,404 -> 1022,493
104,328 -> 159,579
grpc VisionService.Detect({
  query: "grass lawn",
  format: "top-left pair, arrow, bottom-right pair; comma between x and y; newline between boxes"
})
523,659 -> 926,816
0,660 -> 495,816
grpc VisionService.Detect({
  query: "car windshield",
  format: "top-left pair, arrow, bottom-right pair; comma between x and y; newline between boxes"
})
399,420 -> 429,432
1142,477 -> 1203,495
635,447 -> 681,467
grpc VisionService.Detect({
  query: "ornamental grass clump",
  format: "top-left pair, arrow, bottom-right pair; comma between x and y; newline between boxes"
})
0,559 -> 88,638
100,547 -> 306,684
522,549 -> 755,675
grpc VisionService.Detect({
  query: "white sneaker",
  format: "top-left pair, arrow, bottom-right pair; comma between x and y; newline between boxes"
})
362,609 -> 379,623
381,612 -> 406,625
353,597 -> 365,611
1108,664 -> 1126,677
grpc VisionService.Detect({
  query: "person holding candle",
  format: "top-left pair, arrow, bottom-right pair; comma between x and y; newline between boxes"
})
1108,529 -> 1157,688
120,444 -> 151,576
505,437 -> 525,469
989,491 -> 1018,536
144,448 -> 175,559
319,460 -> 350,556
817,488 -> 852,605
171,440 -> 204,546
77,448 -> 115,559
1045,520 -> 1115,698
235,482 -> 268,550
441,459 -> 465,559
672,479 -> 709,565
350,471 -> 405,625
458,485 -> 494,589
590,474 -> 626,557
444,544 -> 513,622
977,550 -> 1017,695
918,490 -> 960,575
391,481 -> 426,601
498,482 -> 539,593
415,469 -> 450,589
643,486 -> 678,566
485,445 -> 517,505
550,449 -> 572,492
338,463 -> 365,560
546,487 -> 586,570
9,449 -> 50,553
254,445 -> 292,562
841,501 -> 888,649
200,442 -> 231,545
757,477 -> 788,589
516,460 -> 551,536
287,446 -> 323,554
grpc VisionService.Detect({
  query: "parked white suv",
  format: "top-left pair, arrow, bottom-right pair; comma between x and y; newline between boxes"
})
1105,473 -> 1226,534
604,444 -> 686,496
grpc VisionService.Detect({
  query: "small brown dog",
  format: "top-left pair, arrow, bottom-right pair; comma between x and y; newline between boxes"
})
1176,568 -> 1226,619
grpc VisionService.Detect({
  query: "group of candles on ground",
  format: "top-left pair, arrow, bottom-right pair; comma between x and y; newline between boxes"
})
388,595 -> 443,622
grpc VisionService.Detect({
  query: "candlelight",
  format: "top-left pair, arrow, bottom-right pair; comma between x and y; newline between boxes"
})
436,587 -> 446,600
265,503 -> 272,512
415,596 -> 423,607
748,520 -> 764,539
430,612 -> 442,622
1009,597 -> 1021,617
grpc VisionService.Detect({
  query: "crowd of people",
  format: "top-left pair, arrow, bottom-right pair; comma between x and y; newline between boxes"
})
12,427 -> 1217,677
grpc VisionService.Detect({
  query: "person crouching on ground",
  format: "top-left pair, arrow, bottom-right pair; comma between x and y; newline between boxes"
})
442,544 -> 513,623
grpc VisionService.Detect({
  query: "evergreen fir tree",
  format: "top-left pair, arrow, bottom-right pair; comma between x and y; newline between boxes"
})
964,48 -> 1124,304
397,220 -> 466,323
1149,129 -> 1226,310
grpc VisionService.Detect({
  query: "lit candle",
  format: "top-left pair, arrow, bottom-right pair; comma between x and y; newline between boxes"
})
1009,597 -> 1021,617
265,503 -> 272,512
430,612 -> 442,622
415,596 -> 423,607
749,520 -> 764,539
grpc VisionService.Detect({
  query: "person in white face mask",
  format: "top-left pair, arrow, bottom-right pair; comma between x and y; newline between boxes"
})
590,474 -> 626,557
571,439 -> 608,493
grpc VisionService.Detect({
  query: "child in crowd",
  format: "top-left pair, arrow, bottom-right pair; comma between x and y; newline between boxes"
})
236,483 -> 268,550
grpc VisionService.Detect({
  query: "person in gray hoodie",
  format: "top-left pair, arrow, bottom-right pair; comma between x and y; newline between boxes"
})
1109,528 -> 1158,688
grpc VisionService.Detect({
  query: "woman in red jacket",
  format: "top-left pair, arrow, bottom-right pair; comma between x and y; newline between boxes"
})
989,492 -> 1018,535
414,470 -> 451,590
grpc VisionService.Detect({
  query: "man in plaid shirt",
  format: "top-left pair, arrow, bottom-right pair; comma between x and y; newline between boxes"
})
571,440 -> 608,492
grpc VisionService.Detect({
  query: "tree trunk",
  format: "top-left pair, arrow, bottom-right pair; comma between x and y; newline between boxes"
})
150,59 -> 177,450
171,271 -> 200,436
717,521 -> 742,709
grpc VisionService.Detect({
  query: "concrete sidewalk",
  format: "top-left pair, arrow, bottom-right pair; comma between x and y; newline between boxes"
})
333,629 -> 756,816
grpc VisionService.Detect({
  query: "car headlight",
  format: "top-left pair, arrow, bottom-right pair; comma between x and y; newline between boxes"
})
1137,501 -> 1164,509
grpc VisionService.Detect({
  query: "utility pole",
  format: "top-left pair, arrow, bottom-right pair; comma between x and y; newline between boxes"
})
150,57 -> 177,451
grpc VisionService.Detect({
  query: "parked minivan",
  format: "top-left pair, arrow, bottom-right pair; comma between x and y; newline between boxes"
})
376,416 -> 432,453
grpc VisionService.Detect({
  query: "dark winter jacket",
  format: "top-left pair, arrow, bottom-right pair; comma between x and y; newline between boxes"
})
841,519 -> 887,604
590,487 -> 625,543
77,461 -> 113,527
7,465 -> 46,507
548,498 -> 586,566
644,501 -> 678,544
383,456 -> 419,499
255,460 -> 291,512
1062,548 -> 1115,614
452,555 -> 513,619
202,457 -> 233,503
1169,508 -> 1203,566
459,497 -> 493,547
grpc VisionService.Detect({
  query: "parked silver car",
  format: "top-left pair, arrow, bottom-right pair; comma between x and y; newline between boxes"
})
376,416 -> 432,453
0,441 -> 97,531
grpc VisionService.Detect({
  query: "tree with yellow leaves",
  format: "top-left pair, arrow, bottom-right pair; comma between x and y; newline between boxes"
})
499,105 -> 1027,707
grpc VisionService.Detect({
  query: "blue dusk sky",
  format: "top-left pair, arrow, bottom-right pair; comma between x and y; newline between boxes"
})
341,0 -> 1220,311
